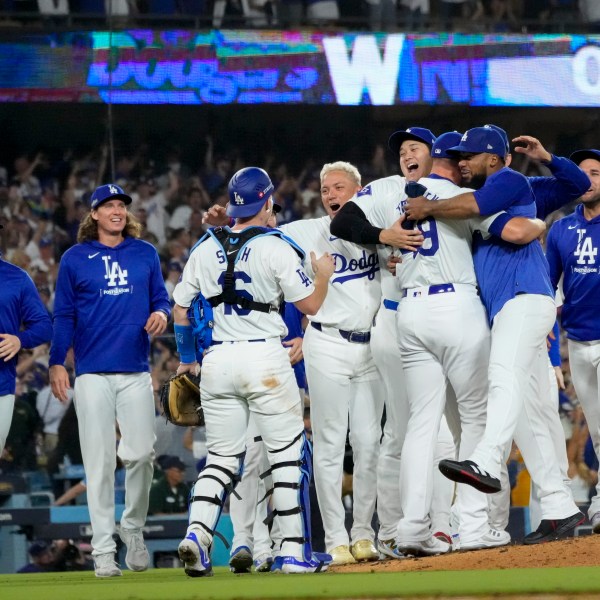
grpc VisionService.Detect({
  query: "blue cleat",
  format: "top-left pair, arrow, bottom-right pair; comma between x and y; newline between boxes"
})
229,545 -> 253,574
272,551 -> 332,574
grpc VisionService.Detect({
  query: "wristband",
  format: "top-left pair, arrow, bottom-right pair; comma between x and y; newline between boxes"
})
174,324 -> 196,363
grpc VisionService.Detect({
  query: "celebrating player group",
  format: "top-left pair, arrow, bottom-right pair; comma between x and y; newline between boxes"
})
6,122 -> 599,578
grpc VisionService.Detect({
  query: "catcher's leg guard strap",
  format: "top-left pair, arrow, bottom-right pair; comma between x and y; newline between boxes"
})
264,431 -> 313,560
189,451 -> 243,547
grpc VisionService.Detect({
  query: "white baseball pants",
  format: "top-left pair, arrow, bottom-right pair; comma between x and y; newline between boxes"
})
303,324 -> 384,552
0,394 -> 15,456
471,294 -> 578,519
74,372 -> 156,557
395,285 -> 490,544
568,338 -> 600,519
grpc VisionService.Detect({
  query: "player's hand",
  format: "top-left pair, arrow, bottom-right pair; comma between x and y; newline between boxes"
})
387,254 -> 402,275
49,365 -> 71,403
145,311 -> 168,336
177,361 -> 199,376
283,337 -> 303,365
379,216 -> 424,250
404,196 -> 432,221
0,333 -> 22,362
310,251 -> 335,279
512,136 -> 552,163
202,204 -> 229,226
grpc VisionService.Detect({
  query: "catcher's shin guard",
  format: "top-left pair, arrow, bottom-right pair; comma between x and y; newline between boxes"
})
188,451 -> 244,545
263,431 -> 313,560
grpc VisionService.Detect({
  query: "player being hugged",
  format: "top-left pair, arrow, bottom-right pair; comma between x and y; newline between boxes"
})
49,184 -> 171,578
173,166 -> 335,576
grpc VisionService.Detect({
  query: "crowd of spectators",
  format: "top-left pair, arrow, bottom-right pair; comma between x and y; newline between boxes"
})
0,1 -> 598,34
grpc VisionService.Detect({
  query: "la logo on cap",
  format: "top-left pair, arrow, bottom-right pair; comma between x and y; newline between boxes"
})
109,184 -> 119,194
234,191 -> 244,205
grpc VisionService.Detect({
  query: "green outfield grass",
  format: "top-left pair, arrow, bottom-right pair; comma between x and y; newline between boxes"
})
2,566 -> 600,600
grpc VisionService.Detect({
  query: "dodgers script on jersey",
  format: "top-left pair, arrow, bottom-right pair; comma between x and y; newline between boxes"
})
279,216 -> 381,331
173,233 -> 314,342
351,176 -> 406,302
546,204 -> 600,342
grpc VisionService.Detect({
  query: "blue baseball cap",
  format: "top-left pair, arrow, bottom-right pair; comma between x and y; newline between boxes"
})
447,127 -> 506,157
570,149 -> 600,165
483,124 -> 510,156
388,127 -> 437,156
431,131 -> 463,159
90,183 -> 133,210
226,167 -> 275,218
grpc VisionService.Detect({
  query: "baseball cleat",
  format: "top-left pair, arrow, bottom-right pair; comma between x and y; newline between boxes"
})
433,531 -> 453,546
272,552 -> 332,574
377,538 -> 400,560
523,511 -> 585,544
253,553 -> 274,572
397,536 -> 451,557
350,539 -> 379,562
119,527 -> 149,571
229,545 -> 253,574
328,544 -> 356,565
94,552 -> 122,578
178,530 -> 213,577
438,459 -> 501,494
591,511 -> 600,534
460,528 -> 511,551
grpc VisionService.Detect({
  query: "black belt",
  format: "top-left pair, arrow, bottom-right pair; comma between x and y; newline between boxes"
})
311,322 -> 371,344
211,339 -> 266,345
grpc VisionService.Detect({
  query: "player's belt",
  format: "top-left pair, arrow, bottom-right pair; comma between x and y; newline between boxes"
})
383,299 -> 399,311
211,339 -> 266,345
402,283 -> 456,298
310,322 -> 371,344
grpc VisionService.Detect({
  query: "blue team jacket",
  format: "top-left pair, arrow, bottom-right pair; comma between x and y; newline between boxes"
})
0,259 -> 52,395
50,237 -> 171,375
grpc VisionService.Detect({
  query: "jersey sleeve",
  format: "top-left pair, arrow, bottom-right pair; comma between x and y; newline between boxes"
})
545,221 -> 564,290
474,169 -> 531,215
271,241 -> 315,303
149,248 -> 172,317
49,256 -> 78,366
17,273 -> 52,350
172,249 -> 202,308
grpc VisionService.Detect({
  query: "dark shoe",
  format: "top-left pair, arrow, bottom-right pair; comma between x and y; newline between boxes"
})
438,459 -> 501,494
229,545 -> 253,574
523,512 -> 585,545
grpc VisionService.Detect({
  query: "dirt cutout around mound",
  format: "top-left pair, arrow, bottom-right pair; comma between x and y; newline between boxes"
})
331,535 -> 600,573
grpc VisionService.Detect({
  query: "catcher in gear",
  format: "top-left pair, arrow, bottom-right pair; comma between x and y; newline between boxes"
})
161,372 -> 203,427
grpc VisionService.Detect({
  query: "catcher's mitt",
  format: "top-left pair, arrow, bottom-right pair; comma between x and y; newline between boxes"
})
160,372 -> 204,427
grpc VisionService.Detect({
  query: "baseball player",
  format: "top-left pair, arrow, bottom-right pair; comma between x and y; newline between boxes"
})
331,127 -> 457,556
0,220 -> 53,457
174,166 -> 335,576
333,130 -> 544,554
546,148 -> 600,534
202,161 -> 420,565
49,183 -> 171,578
405,127 -> 584,544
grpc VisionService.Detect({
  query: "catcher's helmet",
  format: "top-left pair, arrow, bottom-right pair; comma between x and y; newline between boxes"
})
226,167 -> 274,218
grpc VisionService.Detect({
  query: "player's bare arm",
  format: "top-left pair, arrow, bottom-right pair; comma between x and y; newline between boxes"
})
49,364 -> 71,403
512,136 -> 552,163
379,216 -> 424,250
294,251 -> 335,315
501,217 -> 546,244
405,193 -> 479,220
0,333 -> 21,362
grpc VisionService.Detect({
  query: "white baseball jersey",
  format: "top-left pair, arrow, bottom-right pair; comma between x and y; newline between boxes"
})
280,217 -> 381,331
173,233 -> 314,341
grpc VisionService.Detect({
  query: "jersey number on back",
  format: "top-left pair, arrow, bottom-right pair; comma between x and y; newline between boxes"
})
217,271 -> 254,316
400,217 -> 440,257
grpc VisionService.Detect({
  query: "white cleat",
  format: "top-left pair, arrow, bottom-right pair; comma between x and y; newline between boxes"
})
94,553 -> 122,578
178,530 -> 213,578
397,535 -> 451,557
119,527 -> 150,571
461,528 -> 511,551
